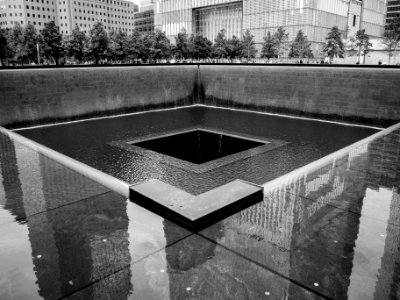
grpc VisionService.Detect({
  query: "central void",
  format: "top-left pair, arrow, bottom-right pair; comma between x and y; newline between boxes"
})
132,130 -> 265,164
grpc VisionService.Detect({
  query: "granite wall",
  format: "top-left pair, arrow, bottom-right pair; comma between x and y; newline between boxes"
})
1,65 -> 399,128
200,65 -> 400,127
0,66 -> 199,128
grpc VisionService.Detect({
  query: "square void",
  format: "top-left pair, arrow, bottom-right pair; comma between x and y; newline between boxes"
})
132,130 -> 265,164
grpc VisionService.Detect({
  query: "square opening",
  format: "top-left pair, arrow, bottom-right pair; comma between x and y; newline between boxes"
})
131,130 -> 265,164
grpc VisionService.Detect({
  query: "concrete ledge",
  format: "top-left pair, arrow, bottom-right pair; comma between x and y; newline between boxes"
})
110,126 -> 289,173
261,121 -> 400,192
130,179 -> 263,230
0,126 -> 130,198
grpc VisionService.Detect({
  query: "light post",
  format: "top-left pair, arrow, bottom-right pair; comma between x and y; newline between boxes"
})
36,43 -> 41,65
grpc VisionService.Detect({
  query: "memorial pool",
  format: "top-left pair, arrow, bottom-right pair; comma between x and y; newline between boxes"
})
19,106 -> 378,195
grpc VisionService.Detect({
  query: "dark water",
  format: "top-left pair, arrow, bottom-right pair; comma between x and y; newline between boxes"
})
133,129 -> 265,164
19,107 -> 378,194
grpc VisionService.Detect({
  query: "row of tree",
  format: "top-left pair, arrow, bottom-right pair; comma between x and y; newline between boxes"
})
1,18 -> 399,66
0,22 -> 257,65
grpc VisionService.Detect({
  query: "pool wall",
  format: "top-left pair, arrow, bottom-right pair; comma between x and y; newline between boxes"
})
200,65 -> 400,126
1,65 -> 399,128
0,65 -> 199,128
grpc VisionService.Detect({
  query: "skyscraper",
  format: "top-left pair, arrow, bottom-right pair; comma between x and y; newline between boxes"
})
154,0 -> 387,57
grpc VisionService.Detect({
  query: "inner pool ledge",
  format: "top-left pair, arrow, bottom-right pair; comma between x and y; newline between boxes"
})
1,119 -> 399,229
0,126 -> 131,198
130,179 -> 264,230
262,121 -> 400,192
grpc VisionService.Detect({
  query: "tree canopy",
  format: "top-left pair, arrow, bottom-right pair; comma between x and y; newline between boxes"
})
289,30 -> 313,60
323,26 -> 344,62
273,26 -> 289,60
354,29 -> 372,64
64,25 -> 88,63
241,29 -> 257,59
41,21 -> 63,65
383,17 -> 400,64
0,27 -> 9,65
88,22 -> 109,64
109,30 -> 128,61
213,29 -> 228,59
174,28 -> 191,59
261,31 -> 277,59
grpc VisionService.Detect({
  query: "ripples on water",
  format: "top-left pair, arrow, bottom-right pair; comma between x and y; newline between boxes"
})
19,107 -> 378,194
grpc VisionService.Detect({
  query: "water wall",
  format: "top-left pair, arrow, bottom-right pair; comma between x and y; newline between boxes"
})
0,65 -> 198,128
1,65 -> 399,128
200,65 -> 400,127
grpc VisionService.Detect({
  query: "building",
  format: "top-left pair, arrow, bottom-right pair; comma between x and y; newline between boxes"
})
0,0 -> 57,31
0,0 -> 138,35
154,0 -> 387,57
386,0 -> 400,28
134,0 -> 154,32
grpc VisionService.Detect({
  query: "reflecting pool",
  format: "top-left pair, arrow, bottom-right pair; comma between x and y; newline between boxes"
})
18,107 -> 377,195
1,107 -> 399,299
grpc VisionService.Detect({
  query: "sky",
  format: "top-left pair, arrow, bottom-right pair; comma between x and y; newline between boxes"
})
127,0 -> 140,4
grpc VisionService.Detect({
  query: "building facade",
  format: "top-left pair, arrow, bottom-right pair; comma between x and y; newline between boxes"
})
0,0 -> 138,35
386,0 -> 400,28
154,0 -> 387,57
134,0 -> 154,32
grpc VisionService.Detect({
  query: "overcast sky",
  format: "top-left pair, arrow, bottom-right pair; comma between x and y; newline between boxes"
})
127,0 -> 140,5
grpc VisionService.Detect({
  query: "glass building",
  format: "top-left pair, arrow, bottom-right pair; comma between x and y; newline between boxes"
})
154,0 -> 387,57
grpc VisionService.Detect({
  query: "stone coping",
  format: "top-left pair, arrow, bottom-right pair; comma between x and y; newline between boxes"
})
130,179 -> 263,230
110,126 -> 289,173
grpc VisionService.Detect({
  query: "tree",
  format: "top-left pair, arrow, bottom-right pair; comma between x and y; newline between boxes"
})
88,22 -> 109,64
147,29 -> 171,61
173,28 -> 191,60
109,30 -> 128,62
0,27 -> 10,66
23,24 -> 40,63
190,34 -> 212,60
240,29 -> 257,60
354,29 -> 372,64
273,26 -> 289,60
7,22 -> 27,65
41,21 -> 64,65
226,35 -> 243,60
383,17 -> 400,65
261,31 -> 277,60
64,25 -> 88,63
323,26 -> 344,63
126,29 -> 144,62
289,30 -> 313,61
213,29 -> 228,59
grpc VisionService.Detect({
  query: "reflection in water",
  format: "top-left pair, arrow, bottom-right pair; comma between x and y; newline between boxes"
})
0,136 -> 133,299
204,130 -> 400,299
0,135 -> 26,221
0,127 -> 399,298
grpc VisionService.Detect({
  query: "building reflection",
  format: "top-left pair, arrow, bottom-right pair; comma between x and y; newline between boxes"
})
0,135 -> 132,299
198,128 -> 400,299
0,127 -> 399,299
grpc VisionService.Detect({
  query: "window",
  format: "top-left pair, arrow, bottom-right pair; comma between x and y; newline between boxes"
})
353,15 -> 357,27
